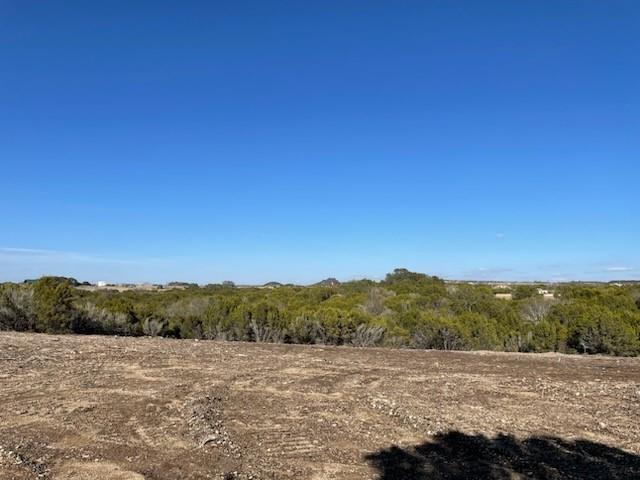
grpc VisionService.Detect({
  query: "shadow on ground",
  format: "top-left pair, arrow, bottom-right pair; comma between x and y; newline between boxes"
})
365,431 -> 640,479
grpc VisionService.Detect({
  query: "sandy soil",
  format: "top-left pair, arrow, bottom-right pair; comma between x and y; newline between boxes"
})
1,332 -> 639,479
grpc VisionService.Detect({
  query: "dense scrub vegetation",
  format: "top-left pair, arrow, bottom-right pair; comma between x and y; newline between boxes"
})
1,269 -> 639,356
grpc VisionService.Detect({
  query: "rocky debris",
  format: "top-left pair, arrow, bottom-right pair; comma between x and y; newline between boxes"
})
0,444 -> 49,478
217,472 -> 262,480
184,391 -> 240,457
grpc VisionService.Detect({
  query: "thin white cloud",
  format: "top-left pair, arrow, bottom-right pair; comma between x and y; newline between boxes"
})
0,247 -> 52,255
0,247 -> 161,266
604,266 -> 634,272
461,267 -> 516,280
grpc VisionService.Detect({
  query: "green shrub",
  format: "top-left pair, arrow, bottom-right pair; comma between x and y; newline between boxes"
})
33,277 -> 78,333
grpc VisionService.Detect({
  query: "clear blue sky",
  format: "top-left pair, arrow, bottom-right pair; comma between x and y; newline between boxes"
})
1,1 -> 638,284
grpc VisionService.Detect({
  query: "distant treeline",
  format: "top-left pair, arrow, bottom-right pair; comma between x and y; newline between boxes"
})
1,269 -> 639,356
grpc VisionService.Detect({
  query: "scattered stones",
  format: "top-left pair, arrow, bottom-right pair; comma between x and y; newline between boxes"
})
184,391 -> 240,456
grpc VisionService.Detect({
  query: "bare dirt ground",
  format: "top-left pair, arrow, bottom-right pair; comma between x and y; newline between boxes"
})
1,332 -> 639,479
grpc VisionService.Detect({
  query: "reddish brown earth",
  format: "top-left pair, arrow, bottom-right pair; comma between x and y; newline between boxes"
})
1,332 -> 639,479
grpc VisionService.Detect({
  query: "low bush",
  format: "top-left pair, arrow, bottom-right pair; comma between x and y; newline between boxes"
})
1,270 -> 638,356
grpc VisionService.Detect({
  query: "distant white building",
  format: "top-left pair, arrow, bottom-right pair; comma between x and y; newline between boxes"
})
97,281 -> 107,287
